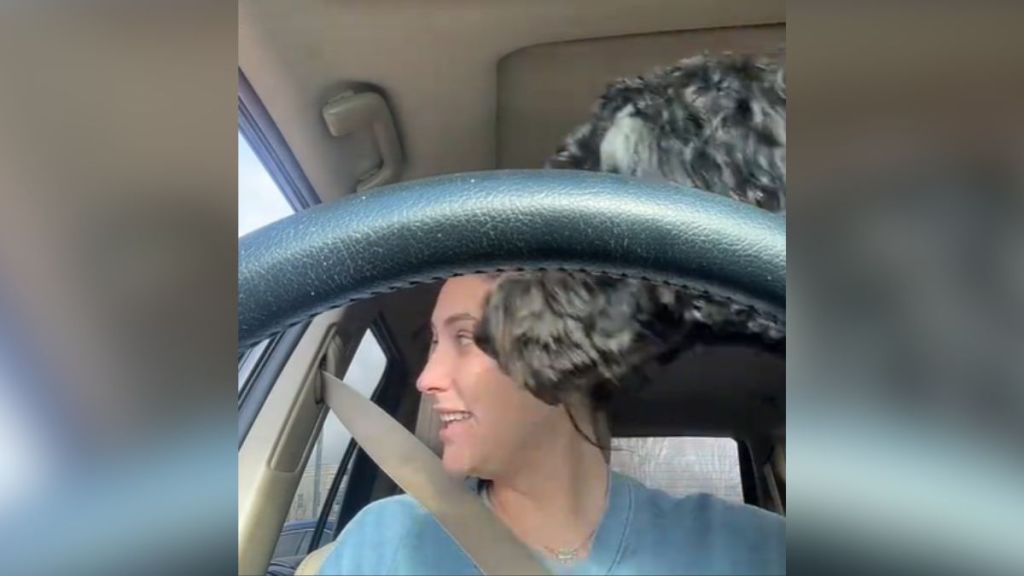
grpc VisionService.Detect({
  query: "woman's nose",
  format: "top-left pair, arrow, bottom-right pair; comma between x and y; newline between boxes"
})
415,353 -> 452,395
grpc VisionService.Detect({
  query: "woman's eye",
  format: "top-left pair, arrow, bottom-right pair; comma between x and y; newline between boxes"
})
455,331 -> 475,347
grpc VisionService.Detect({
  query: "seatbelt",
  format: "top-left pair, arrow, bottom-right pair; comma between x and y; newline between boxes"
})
321,371 -> 552,576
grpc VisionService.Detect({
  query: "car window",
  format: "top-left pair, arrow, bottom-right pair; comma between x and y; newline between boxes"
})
609,437 -> 743,502
237,130 -> 297,395
238,130 -> 294,237
297,530 -> 314,555
273,330 -> 388,558
237,338 -> 271,392
271,530 -> 303,559
319,441 -> 357,546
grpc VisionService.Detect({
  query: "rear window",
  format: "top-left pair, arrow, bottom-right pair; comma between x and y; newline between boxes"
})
609,437 -> 743,502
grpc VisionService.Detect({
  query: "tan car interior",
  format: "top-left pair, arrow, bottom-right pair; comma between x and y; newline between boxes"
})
238,1 -> 785,574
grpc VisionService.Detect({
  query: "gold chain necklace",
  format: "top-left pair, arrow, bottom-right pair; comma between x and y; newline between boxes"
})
540,525 -> 599,564
483,474 -> 608,565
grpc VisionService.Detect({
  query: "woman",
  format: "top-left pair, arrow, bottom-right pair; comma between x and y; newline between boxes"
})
319,274 -> 785,575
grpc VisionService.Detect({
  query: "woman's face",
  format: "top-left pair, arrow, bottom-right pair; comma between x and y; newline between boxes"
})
416,275 -> 563,478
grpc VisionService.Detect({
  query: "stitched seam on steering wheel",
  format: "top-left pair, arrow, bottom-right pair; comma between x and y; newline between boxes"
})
243,265 -> 785,346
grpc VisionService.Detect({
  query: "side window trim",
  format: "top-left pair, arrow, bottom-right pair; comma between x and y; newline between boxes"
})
238,338 -> 272,392
237,71 -> 321,444
237,321 -> 310,447
310,437 -> 358,552
238,69 -> 320,210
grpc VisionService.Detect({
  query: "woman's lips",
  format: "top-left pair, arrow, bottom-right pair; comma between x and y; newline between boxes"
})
438,413 -> 474,443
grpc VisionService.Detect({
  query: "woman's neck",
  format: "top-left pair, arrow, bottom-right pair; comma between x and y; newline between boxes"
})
486,418 -> 610,557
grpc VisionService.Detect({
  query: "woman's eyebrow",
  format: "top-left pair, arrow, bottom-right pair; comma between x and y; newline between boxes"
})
428,313 -> 478,335
443,313 -> 478,327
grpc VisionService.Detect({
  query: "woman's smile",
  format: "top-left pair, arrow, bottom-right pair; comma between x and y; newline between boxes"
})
438,414 -> 474,443
437,409 -> 476,443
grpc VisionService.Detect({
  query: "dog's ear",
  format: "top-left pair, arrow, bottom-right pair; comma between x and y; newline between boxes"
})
545,151 -> 576,170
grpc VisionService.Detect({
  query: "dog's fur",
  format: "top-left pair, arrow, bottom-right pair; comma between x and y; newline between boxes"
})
474,52 -> 786,407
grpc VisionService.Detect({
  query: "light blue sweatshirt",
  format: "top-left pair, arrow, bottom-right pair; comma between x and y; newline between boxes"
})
320,471 -> 785,575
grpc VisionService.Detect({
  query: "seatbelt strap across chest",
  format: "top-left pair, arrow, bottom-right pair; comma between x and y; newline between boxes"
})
320,370 -> 551,575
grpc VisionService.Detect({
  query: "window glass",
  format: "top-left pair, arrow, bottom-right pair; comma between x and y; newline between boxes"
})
271,530 -> 303,559
237,338 -> 271,393
273,330 -> 387,558
610,437 -> 743,502
320,443 -> 357,546
298,531 -> 314,555
238,131 -> 294,237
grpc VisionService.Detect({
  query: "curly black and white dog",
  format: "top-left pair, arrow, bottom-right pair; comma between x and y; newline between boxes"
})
474,52 -> 786,408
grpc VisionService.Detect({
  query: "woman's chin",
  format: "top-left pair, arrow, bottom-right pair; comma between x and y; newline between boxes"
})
441,449 -> 474,478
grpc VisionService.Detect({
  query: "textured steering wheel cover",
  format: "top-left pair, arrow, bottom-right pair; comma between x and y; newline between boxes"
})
239,170 -> 785,349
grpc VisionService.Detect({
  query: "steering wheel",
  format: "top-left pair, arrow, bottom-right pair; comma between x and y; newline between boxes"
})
239,169 -> 785,350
